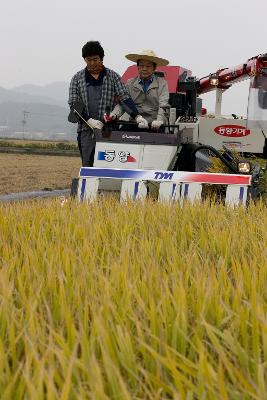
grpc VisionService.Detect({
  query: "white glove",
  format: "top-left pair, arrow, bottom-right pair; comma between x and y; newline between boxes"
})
151,120 -> 163,130
103,111 -> 117,123
87,118 -> 103,130
135,115 -> 149,129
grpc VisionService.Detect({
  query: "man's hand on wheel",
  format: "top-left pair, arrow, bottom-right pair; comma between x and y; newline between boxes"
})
151,120 -> 163,130
135,115 -> 149,129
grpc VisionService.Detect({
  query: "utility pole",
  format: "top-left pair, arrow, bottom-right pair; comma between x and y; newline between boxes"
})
22,111 -> 30,140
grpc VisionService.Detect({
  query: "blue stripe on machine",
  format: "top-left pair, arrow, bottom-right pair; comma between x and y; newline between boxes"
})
80,168 -> 144,179
239,186 -> 244,202
80,179 -> 86,201
171,183 -> 176,199
184,183 -> 189,198
133,182 -> 139,199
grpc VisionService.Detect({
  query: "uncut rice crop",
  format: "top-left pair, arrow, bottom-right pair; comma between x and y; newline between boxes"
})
0,198 -> 266,399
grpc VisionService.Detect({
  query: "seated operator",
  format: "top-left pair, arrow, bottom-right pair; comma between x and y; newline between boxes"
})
106,50 -> 170,131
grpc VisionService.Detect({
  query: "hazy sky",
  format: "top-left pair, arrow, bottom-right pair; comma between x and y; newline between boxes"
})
1,0 -> 267,115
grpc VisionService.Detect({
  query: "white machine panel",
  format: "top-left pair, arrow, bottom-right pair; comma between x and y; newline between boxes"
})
93,131 -> 180,190
94,142 -> 142,191
141,145 -> 177,170
94,142 -> 142,169
94,141 -> 177,172
120,180 -> 147,202
198,117 -> 266,153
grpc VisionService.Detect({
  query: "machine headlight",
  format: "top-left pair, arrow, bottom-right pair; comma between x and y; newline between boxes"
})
209,73 -> 219,86
237,161 -> 251,174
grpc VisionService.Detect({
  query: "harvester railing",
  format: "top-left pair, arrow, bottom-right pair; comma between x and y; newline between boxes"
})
77,167 -> 251,206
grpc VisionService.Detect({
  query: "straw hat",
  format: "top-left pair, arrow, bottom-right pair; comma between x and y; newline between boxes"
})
125,49 -> 169,66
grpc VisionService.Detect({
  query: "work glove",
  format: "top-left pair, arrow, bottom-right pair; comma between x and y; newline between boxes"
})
135,115 -> 149,129
151,120 -> 163,130
87,118 -> 103,130
103,111 -> 117,123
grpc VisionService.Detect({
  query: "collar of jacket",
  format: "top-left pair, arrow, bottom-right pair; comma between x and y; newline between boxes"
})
134,74 -> 159,92
138,75 -> 153,86
85,66 -> 107,85
82,66 -> 111,78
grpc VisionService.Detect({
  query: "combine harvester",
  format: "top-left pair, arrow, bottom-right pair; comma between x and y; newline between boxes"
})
72,53 -> 267,206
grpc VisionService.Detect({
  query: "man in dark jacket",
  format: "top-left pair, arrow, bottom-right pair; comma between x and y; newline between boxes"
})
68,41 -> 146,166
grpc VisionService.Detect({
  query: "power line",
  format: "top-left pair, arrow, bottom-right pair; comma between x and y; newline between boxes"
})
23,110 -> 67,118
21,111 -> 30,140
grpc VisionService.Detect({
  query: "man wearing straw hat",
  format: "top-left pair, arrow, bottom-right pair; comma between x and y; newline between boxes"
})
108,49 -> 170,130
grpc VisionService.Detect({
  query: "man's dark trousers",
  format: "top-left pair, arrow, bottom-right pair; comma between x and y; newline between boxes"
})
78,130 -> 96,167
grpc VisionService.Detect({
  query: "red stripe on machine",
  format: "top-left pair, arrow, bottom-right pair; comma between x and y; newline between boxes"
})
186,173 -> 251,185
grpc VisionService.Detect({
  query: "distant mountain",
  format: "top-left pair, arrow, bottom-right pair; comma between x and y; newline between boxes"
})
0,86 -> 66,107
0,101 -> 76,138
0,82 -> 76,138
12,82 -> 69,106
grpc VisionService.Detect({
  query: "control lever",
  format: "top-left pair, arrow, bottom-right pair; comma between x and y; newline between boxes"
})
68,101 -> 94,132
102,106 -> 113,138
161,105 -> 171,133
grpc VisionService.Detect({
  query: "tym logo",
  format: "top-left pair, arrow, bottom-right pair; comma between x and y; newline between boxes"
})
154,172 -> 174,180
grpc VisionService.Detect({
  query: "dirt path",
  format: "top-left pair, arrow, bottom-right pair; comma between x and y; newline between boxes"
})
0,153 -> 81,195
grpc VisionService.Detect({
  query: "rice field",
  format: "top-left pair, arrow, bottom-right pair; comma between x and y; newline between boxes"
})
0,198 -> 267,399
0,153 -> 80,195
